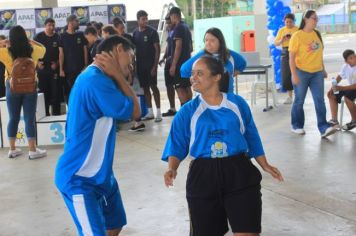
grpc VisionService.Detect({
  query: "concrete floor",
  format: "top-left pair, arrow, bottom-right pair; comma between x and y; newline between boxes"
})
0,88 -> 355,236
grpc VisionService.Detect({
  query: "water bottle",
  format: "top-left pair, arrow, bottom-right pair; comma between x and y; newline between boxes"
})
331,77 -> 339,95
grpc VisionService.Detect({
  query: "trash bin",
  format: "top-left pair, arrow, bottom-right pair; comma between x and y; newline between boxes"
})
241,30 -> 255,52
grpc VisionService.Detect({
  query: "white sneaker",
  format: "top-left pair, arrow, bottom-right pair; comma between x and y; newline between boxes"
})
8,148 -> 23,158
141,113 -> 154,121
29,148 -> 47,160
291,128 -> 306,135
321,126 -> 337,138
283,97 -> 293,104
155,114 -> 162,122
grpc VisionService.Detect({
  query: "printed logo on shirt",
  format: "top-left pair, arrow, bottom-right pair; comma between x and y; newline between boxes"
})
307,40 -> 320,52
52,42 -> 58,48
77,37 -> 82,44
144,35 -> 148,42
211,141 -> 228,158
208,129 -> 227,139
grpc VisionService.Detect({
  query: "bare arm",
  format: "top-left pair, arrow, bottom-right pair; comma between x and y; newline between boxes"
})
151,42 -> 160,76
83,45 -> 88,67
289,51 -> 299,85
94,52 -> 141,120
112,72 -> 140,120
59,47 -> 65,77
169,39 -> 182,76
164,156 -> 181,187
255,155 -> 284,181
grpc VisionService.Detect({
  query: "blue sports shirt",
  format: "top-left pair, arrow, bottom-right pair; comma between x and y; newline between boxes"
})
180,50 -> 247,93
162,93 -> 264,161
55,65 -> 133,193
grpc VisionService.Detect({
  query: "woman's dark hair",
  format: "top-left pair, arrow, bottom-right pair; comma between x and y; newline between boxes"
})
96,35 -> 135,54
102,25 -> 117,36
299,10 -> 323,45
204,27 -> 230,64
112,17 -> 125,28
284,13 -> 295,21
199,55 -> 230,93
8,25 -> 33,60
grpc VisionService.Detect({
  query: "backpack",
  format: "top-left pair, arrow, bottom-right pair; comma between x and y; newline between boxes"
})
10,57 -> 36,94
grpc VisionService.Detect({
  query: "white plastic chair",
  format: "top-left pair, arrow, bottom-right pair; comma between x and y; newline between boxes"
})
250,74 -> 278,107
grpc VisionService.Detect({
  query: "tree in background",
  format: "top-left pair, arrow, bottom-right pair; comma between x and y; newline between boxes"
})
176,0 -> 235,28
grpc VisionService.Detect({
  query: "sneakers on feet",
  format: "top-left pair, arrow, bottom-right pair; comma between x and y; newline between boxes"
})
141,113 -> 154,121
321,126 -> 337,138
291,128 -> 306,135
129,123 -> 145,132
29,148 -> 47,160
162,109 -> 176,117
8,148 -> 23,158
342,121 -> 356,131
155,116 -> 162,122
283,97 -> 293,104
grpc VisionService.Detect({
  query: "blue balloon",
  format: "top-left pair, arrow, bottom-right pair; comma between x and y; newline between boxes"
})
267,22 -> 277,30
282,6 -> 291,15
271,48 -> 279,56
274,1 -> 283,9
267,7 -> 276,16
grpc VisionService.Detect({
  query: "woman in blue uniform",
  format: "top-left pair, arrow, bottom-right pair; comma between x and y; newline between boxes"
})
162,55 -> 283,236
180,27 -> 246,93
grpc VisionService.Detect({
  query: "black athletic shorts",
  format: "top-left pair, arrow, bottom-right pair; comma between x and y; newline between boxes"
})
186,153 -> 262,236
334,90 -> 356,103
137,67 -> 157,88
164,62 -> 191,88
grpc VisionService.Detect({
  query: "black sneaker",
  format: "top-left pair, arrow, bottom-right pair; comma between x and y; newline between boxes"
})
162,109 -> 176,117
128,123 -> 145,132
342,121 -> 356,131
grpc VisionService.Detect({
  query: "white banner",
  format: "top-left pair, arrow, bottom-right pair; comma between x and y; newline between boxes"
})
89,5 -> 108,25
53,7 -> 71,28
16,9 -> 36,29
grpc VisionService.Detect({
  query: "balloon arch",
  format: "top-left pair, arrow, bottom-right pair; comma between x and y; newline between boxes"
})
266,0 -> 293,89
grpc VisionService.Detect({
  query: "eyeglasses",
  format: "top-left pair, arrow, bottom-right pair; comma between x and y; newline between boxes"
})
310,16 -> 318,22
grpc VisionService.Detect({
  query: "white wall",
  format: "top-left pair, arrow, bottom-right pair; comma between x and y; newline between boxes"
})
253,0 -> 269,59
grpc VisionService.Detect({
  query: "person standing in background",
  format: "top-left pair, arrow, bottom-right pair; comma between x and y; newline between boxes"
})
275,13 -> 298,105
132,10 -> 161,128
180,27 -> 246,94
84,26 -> 102,64
34,18 -> 61,116
289,10 -> 337,138
112,17 -> 134,44
59,15 -> 88,103
0,26 -> 47,159
166,7 -> 193,110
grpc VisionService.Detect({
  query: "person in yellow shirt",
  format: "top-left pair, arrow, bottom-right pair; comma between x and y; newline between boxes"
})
0,25 -> 47,159
275,13 -> 298,104
289,10 -> 337,138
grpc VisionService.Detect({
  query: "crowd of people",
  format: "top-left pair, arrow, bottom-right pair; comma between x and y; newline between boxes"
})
0,6 -> 355,236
